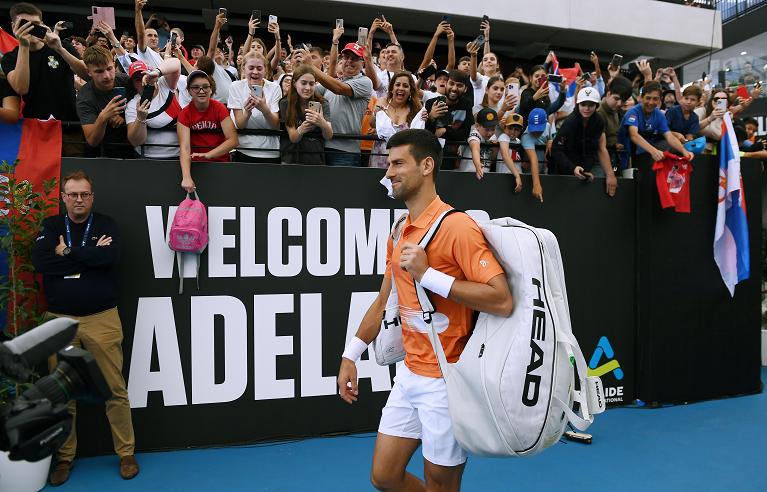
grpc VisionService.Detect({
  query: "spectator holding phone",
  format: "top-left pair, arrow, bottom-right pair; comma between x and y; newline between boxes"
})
550,87 -> 618,197
125,58 -> 191,159
4,3 -> 89,155
423,69 -> 475,168
279,64 -> 332,165
76,46 -> 134,158
370,71 -> 423,168
203,12 -> 235,105
177,70 -> 239,191
310,40 -> 373,167
134,0 -> 163,69
228,52 -> 281,163
694,89 -> 730,151
518,64 -> 566,122
618,81 -> 693,163
666,84 -> 702,145
473,75 -> 518,118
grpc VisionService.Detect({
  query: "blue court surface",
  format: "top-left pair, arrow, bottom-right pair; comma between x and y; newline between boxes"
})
49,368 -> 766,491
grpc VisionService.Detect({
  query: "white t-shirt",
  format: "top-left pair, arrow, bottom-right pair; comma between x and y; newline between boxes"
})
457,127 -> 495,173
471,73 -> 489,107
125,76 -> 191,159
212,63 -> 234,106
495,133 -> 522,174
421,90 -> 440,105
227,79 -> 281,158
134,46 -> 164,70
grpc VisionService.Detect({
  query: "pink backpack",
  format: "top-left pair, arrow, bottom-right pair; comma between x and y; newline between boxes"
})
168,191 -> 208,294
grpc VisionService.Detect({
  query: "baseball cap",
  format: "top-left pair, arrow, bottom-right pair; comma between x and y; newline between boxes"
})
128,60 -> 150,79
527,108 -> 548,133
341,42 -> 365,58
502,112 -> 524,128
436,69 -> 450,79
476,108 -> 499,129
192,44 -> 206,52
684,136 -> 706,154
187,69 -> 209,84
576,87 -> 600,105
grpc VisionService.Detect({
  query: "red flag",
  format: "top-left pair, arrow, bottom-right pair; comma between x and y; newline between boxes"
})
0,27 -> 19,55
559,63 -> 582,84
736,85 -> 750,101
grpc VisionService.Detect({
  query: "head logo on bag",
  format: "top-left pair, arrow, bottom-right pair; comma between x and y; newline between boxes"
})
522,277 -> 546,407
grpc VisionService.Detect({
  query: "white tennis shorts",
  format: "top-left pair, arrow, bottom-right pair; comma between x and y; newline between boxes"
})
378,362 -> 467,467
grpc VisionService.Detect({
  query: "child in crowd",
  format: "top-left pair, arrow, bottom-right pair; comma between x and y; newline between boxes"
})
457,107 -> 499,180
495,112 -> 524,192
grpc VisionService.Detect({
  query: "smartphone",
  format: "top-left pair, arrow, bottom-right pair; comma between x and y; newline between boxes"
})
377,12 -> 385,20
435,95 -> 447,105
547,74 -> 563,83
308,101 -> 322,113
28,23 -> 48,39
358,27 -> 368,46
473,34 -> 485,46
251,84 -> 263,98
139,85 -> 154,105
442,15 -> 451,23
336,18 -> 343,29
113,86 -> 126,99
170,32 -> 178,47
61,21 -> 74,30
716,98 -> 727,111
610,54 -> 623,68
269,15 -> 278,24
482,14 -> 489,23
251,10 -> 261,21
219,7 -> 227,17
581,72 -> 592,81
506,82 -> 520,99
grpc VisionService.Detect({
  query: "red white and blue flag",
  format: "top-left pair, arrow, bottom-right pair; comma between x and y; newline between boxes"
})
548,51 -> 580,102
713,112 -> 749,296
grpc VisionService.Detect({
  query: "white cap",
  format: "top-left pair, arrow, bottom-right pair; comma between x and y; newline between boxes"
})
576,87 -> 601,105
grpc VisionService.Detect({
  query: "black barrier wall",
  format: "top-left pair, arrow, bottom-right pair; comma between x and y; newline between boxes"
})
60,159 -> 637,455
635,156 -> 763,404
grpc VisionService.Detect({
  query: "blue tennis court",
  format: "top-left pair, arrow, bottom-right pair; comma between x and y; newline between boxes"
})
47,368 -> 765,491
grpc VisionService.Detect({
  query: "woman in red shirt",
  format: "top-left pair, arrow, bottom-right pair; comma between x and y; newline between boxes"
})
177,70 -> 239,192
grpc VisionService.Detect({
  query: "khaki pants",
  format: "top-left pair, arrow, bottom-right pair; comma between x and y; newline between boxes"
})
47,308 -> 135,461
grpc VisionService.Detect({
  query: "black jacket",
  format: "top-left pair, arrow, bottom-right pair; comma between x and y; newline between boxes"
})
550,111 -> 606,175
31,212 -> 120,316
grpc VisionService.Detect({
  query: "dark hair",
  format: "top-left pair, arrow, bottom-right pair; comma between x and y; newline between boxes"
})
529,65 -> 547,88
386,129 -> 442,179
742,117 -> 758,127
9,2 -> 41,22
458,56 -> 471,65
386,71 -> 422,123
607,75 -> 633,101
640,81 -> 662,97
448,69 -> 470,87
62,170 -> 93,190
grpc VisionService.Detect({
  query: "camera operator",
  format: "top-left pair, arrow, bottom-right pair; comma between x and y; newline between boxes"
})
31,171 -> 138,485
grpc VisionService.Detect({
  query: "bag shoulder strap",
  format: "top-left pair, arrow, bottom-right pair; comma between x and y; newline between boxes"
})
414,208 -> 462,314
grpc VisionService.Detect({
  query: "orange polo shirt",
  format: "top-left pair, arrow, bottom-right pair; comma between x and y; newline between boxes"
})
385,196 -> 504,378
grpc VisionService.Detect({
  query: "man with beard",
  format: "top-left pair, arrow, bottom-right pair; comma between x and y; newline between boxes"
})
337,128 -> 512,492
424,70 -> 475,168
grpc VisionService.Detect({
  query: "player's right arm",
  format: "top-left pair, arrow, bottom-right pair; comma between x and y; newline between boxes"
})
337,276 -> 391,404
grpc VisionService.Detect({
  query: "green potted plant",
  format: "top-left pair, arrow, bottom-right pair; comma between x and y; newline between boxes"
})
0,161 -> 58,492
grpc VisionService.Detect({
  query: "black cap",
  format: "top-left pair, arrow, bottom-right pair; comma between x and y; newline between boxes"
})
476,107 -> 499,128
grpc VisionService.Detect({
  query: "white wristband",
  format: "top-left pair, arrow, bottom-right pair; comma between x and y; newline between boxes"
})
419,267 -> 455,298
342,336 -> 368,362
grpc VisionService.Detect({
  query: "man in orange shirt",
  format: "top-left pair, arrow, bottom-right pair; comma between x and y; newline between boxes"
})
337,129 -> 513,491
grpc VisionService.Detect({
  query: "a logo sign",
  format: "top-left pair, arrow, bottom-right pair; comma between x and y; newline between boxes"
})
587,336 -> 625,404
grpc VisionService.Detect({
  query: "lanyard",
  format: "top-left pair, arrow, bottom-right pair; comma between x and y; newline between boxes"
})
65,214 -> 93,248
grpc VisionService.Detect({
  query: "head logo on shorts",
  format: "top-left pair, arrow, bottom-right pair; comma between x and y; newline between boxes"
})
587,336 -> 623,380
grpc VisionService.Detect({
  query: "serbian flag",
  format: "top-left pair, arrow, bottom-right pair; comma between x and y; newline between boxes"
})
713,112 -> 749,296
0,119 -> 61,334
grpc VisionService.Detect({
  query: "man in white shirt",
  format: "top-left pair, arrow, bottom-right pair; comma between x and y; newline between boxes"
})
133,0 -> 163,69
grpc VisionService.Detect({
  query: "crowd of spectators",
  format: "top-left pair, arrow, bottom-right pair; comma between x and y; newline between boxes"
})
0,1 -> 764,200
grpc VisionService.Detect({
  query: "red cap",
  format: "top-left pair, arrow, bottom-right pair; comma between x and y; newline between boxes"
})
341,42 -> 365,58
128,60 -> 150,78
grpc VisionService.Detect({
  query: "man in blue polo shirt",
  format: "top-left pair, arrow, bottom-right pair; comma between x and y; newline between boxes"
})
618,81 -> 692,164
665,84 -> 702,145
